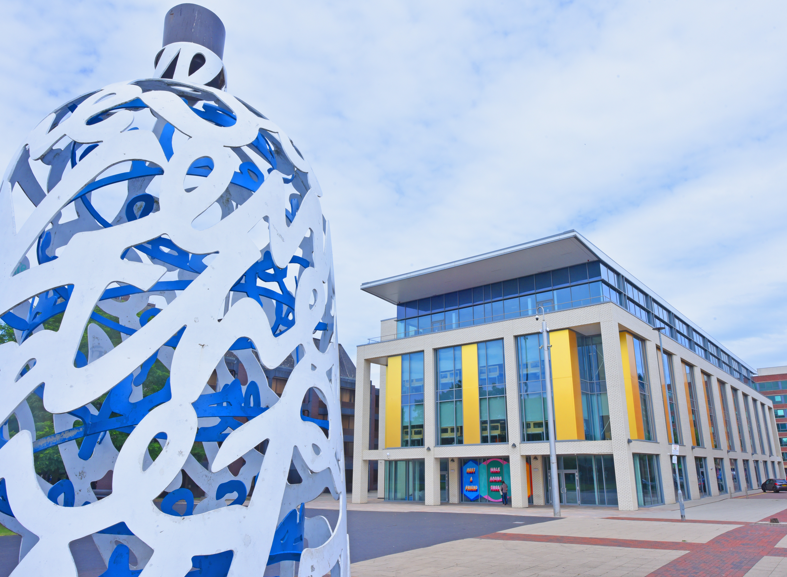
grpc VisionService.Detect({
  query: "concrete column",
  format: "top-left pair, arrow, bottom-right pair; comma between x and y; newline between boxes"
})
724,384 -> 742,453
671,355 -> 692,448
352,357 -> 372,504
766,404 -> 779,458
645,339 -> 669,446
600,321 -> 637,511
425,453 -> 440,506
692,366 -> 711,450
449,460 -> 460,503
377,459 -> 385,500
510,455 -> 529,508
379,365 -> 387,452
502,334 -> 526,507
423,346 -> 436,452
531,456 -> 546,506
709,375 -> 729,452
670,356 -> 697,500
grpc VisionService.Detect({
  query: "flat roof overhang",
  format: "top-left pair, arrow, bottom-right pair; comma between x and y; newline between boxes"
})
361,231 -> 598,305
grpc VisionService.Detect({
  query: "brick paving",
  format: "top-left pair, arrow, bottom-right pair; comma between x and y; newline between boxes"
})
609,516 -> 748,525
481,521 -> 787,576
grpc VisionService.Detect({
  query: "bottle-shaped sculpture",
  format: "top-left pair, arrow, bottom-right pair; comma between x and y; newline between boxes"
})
0,4 -> 348,576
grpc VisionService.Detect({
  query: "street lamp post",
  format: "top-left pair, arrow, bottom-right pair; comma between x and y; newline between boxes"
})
654,326 -> 686,521
538,306 -> 560,517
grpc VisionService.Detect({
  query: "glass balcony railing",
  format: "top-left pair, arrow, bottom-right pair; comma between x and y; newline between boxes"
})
366,290 -> 617,344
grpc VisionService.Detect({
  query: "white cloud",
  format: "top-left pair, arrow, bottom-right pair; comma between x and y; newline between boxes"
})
1,0 -> 785,373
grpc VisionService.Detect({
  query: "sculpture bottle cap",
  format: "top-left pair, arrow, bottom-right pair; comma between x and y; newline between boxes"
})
163,3 -> 225,59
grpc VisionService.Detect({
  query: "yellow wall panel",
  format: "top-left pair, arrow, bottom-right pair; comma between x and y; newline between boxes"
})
385,356 -> 402,449
550,330 -> 584,440
461,344 -> 480,445
619,332 -> 644,440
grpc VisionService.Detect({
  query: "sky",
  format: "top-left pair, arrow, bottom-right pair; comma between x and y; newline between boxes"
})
2,0 -> 786,379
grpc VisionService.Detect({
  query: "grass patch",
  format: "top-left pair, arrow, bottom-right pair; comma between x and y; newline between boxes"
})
0,525 -> 17,537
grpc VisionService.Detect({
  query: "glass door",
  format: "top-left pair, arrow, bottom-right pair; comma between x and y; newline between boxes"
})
440,472 -> 448,503
561,471 -> 579,504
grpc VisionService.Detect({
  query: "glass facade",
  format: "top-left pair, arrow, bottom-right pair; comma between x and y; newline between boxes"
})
517,334 -> 548,441
703,373 -> 720,449
661,350 -> 681,444
400,352 -> 424,447
744,395 -> 757,454
545,455 -> 618,506
732,389 -> 746,453
695,457 -> 710,497
673,456 -> 691,500
684,364 -> 702,447
578,335 -> 610,441
754,460 -> 762,487
632,336 -> 655,441
718,381 -> 734,451
633,454 -> 663,507
436,346 -> 463,445
714,458 -> 727,494
385,460 -> 425,501
390,255 -> 753,387
396,262 -> 616,340
478,340 -> 507,443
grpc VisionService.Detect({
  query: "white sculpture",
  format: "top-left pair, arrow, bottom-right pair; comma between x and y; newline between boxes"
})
0,4 -> 348,576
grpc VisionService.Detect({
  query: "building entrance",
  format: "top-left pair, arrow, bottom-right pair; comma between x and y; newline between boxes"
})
560,470 -> 579,505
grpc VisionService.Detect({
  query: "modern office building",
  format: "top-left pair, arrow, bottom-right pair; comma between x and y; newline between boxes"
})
753,366 -> 787,468
351,231 -> 783,510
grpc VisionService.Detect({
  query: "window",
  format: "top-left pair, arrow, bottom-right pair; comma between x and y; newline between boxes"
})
633,454 -> 663,506
401,352 -> 424,447
778,424 -> 787,433
340,389 -> 355,403
780,438 -> 787,448
732,389 -> 746,453
695,457 -> 710,497
578,335 -> 611,441
715,458 -> 727,494
660,350 -> 681,444
684,364 -> 703,447
743,460 -> 754,490
436,347 -> 463,445
703,373 -> 720,449
385,460 -> 425,501
776,409 -> 786,418
730,459 -> 741,493
718,381 -> 735,451
782,452 -> 787,462
342,415 -> 354,429
517,334 -> 548,441
478,340 -> 507,443
754,461 -> 762,486
633,336 -> 655,441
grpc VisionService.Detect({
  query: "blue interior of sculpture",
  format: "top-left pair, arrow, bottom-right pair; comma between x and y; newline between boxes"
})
0,94 -> 333,574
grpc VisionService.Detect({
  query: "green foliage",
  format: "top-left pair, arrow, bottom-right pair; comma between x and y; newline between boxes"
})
0,321 -> 14,345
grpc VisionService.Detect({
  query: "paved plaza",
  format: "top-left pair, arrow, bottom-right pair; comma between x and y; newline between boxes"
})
2,492 -> 787,575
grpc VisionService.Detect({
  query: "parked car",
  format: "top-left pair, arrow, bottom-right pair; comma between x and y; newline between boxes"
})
761,479 -> 787,493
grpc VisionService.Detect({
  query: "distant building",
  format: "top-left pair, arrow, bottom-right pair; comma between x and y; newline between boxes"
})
753,366 -> 787,470
249,343 -> 378,494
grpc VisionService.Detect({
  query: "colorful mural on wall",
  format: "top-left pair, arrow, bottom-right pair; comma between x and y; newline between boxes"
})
462,458 -> 511,502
